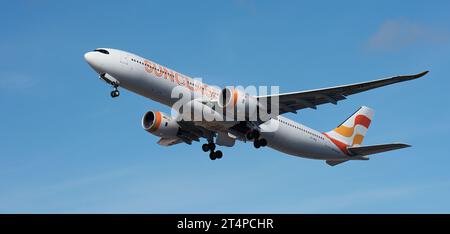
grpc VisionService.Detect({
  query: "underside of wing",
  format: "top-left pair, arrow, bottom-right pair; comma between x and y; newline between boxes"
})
176,120 -> 215,145
157,137 -> 183,146
258,71 -> 428,115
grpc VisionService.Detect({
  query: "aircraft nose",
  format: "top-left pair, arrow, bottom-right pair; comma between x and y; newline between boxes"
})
84,51 -> 103,73
84,52 -> 95,64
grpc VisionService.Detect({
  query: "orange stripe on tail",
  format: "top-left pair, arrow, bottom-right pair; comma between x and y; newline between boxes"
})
333,115 -> 372,137
323,132 -> 350,155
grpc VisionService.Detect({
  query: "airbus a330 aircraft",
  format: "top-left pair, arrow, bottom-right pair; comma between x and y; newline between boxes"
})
84,48 -> 427,166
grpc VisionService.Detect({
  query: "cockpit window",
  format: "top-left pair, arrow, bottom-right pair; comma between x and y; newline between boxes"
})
93,49 -> 110,54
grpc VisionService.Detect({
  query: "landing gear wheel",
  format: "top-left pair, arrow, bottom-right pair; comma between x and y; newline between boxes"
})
110,90 -> 120,98
207,143 -> 216,151
253,140 -> 261,149
209,152 -> 216,160
259,138 -> 268,147
202,144 -> 210,152
215,150 -> 223,159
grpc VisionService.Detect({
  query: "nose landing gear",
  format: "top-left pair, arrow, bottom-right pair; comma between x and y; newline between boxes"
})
99,74 -> 121,98
110,86 -> 120,98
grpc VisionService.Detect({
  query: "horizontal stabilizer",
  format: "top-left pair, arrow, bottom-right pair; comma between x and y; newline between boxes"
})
326,160 -> 348,166
347,143 -> 411,156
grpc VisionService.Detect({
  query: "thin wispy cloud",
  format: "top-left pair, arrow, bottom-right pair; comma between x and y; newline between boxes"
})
367,19 -> 450,52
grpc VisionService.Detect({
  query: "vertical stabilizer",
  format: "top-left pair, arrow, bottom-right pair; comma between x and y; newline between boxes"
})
325,106 -> 375,147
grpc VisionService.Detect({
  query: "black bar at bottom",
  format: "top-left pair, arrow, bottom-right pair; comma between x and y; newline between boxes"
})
0,214 -> 448,232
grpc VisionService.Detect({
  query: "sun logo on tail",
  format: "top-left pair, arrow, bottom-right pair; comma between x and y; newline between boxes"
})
323,106 -> 375,154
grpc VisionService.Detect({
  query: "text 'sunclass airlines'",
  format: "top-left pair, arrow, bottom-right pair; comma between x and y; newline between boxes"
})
84,48 -> 427,166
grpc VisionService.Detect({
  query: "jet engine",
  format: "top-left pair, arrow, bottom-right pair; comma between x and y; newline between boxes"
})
142,111 -> 180,138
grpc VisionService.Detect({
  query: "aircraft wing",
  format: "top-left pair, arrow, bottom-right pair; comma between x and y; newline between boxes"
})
175,121 -> 208,145
258,71 -> 428,115
157,137 -> 183,146
161,120 -> 219,146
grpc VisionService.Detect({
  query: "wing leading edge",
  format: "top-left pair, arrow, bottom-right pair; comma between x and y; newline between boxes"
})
258,71 -> 428,115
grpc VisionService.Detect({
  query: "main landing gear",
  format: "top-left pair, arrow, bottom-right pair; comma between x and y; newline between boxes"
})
246,130 -> 268,149
202,142 -> 223,160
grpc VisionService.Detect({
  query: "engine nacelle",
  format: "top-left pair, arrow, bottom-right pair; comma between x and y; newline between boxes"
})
142,111 -> 180,138
218,87 -> 259,121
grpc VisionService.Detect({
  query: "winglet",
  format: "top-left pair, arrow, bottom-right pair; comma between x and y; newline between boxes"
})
397,70 -> 429,82
413,70 -> 429,79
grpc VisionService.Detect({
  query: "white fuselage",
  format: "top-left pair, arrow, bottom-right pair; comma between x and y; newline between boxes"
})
84,48 -> 349,160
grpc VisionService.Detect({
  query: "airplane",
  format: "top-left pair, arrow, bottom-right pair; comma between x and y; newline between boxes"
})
84,48 -> 428,166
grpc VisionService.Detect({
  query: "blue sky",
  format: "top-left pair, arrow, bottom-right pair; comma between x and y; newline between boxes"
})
1,0 -> 450,213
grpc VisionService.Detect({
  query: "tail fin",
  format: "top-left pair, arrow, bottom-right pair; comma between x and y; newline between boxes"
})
325,106 -> 375,147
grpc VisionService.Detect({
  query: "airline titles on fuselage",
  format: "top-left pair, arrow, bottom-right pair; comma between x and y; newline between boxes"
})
130,57 -> 220,100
